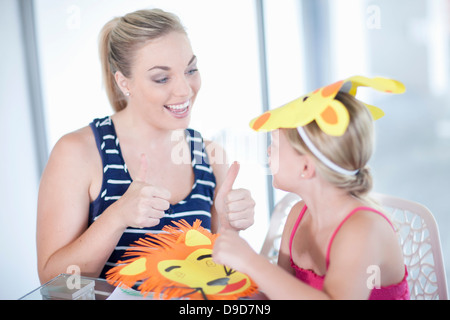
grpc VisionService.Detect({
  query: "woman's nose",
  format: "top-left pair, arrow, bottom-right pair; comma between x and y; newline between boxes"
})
173,75 -> 192,98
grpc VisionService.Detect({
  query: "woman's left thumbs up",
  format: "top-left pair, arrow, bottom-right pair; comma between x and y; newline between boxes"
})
214,161 -> 255,232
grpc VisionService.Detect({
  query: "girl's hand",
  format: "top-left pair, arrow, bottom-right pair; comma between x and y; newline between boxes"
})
112,154 -> 171,229
213,229 -> 256,273
214,162 -> 255,231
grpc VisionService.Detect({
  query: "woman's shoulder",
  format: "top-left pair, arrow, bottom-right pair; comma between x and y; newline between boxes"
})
44,126 -> 100,181
51,126 -> 96,158
40,125 -> 100,198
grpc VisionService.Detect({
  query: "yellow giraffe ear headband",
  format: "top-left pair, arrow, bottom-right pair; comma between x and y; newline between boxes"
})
250,75 -> 405,136
249,75 -> 405,175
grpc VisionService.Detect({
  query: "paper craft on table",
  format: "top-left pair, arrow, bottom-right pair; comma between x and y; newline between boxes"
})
106,219 -> 258,300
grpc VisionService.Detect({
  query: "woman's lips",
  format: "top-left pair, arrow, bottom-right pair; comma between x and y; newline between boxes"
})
164,100 -> 190,118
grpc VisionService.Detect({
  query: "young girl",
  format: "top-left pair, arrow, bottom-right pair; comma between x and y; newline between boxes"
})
36,8 -> 255,284
213,76 -> 410,300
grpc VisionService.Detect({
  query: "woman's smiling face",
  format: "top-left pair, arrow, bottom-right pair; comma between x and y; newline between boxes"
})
120,31 -> 201,130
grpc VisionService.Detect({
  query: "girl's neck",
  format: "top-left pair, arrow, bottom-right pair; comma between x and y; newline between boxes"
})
295,179 -> 363,230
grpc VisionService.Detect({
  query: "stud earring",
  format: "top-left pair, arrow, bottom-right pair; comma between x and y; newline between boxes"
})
125,92 -> 130,97
301,173 -> 305,178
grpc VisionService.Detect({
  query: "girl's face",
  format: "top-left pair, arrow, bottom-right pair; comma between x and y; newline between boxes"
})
124,31 -> 201,130
268,129 -> 305,191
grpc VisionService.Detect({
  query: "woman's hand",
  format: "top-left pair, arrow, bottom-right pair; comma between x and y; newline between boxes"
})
214,161 -> 255,231
112,154 -> 171,229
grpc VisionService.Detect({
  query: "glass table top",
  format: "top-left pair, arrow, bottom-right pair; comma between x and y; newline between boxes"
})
19,274 -> 116,300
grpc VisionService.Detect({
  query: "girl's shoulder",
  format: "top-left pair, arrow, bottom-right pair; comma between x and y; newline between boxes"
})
329,207 -> 401,265
280,199 -> 306,244
285,200 -> 306,228
337,207 -> 395,239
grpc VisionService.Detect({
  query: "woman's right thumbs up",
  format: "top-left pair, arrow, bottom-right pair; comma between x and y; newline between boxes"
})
113,154 -> 171,229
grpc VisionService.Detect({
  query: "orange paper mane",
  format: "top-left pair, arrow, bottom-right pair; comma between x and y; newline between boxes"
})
106,219 -> 258,300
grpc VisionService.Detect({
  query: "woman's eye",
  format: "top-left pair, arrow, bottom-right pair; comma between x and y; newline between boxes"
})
154,77 -> 169,84
186,68 -> 198,76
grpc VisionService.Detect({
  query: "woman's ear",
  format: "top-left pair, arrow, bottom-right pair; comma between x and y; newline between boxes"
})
115,71 -> 130,96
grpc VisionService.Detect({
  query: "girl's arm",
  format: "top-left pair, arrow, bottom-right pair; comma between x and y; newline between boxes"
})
213,229 -> 328,300
213,209 -> 403,300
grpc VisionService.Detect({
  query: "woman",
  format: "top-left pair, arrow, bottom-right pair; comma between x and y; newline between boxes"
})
37,8 -> 255,284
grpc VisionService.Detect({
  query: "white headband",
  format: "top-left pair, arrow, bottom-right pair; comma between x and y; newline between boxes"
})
297,127 -> 359,176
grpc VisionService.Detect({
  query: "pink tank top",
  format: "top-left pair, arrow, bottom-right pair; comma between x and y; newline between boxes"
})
289,205 -> 410,300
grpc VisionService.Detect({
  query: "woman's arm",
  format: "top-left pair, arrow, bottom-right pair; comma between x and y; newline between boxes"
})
37,129 -> 170,283
37,129 -> 127,283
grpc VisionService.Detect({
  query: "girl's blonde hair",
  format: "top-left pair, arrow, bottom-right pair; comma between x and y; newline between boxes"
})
284,92 -> 375,204
99,9 -> 186,112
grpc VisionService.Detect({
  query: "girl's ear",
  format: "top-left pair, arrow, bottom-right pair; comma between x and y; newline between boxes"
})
301,155 -> 316,179
115,71 -> 130,96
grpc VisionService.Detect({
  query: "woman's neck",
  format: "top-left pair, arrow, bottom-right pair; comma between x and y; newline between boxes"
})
111,108 -> 188,165
113,108 -> 173,140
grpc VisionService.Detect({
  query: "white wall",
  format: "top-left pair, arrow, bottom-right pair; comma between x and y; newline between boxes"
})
0,0 -> 41,299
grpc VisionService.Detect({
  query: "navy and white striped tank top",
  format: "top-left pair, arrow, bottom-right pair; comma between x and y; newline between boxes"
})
89,116 -> 216,278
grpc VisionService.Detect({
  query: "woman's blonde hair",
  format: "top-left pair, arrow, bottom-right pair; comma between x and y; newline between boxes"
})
284,92 -> 375,203
99,9 -> 186,112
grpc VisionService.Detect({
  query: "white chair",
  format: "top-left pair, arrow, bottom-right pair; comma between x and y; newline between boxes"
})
260,192 -> 448,300
260,192 -> 300,264
372,193 -> 448,300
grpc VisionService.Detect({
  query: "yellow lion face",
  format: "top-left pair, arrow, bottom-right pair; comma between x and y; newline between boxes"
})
158,247 -> 252,296
106,220 -> 257,300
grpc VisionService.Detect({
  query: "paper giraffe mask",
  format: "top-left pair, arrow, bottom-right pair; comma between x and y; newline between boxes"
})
249,75 -> 405,136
